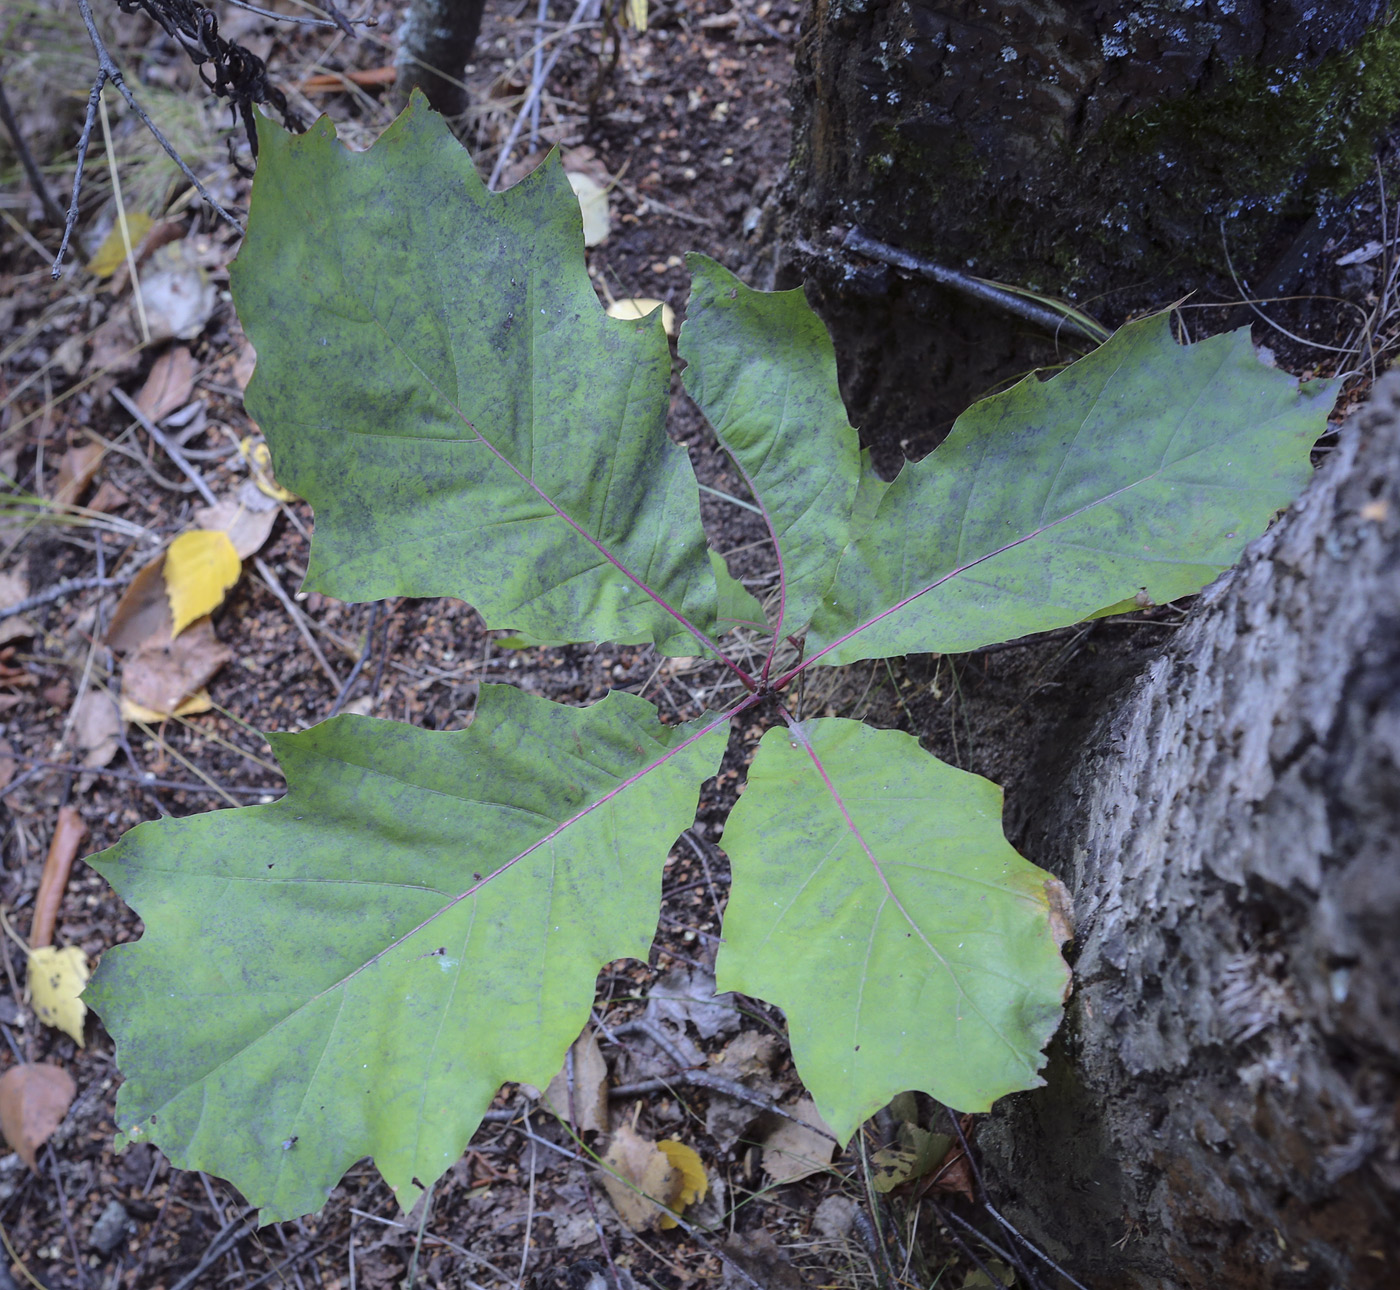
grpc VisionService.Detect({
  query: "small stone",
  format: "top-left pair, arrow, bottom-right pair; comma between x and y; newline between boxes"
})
89,1198 -> 132,1255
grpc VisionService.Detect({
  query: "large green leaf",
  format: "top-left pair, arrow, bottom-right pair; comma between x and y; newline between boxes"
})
86,687 -> 726,1221
231,97 -> 722,656
681,257 -> 862,641
717,719 -> 1069,1139
807,317 -> 1336,664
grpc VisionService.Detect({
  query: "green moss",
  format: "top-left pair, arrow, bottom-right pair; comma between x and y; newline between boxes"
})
1107,13 -> 1400,215
814,12 -> 1400,302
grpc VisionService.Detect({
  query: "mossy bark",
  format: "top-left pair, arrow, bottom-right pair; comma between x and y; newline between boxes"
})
784,0 -> 1399,461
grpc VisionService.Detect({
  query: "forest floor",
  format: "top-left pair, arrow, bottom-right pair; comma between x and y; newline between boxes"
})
2,2 -> 1396,1289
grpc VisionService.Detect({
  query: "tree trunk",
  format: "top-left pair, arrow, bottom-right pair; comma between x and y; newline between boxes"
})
783,0 -> 1398,464
973,376 -> 1400,1288
396,0 -> 488,120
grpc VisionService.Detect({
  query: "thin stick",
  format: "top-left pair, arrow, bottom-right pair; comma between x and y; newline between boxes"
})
0,74 -> 66,226
405,1179 -> 435,1290
6,752 -> 281,797
0,574 -> 134,622
514,1108 -> 537,1289
45,1145 -> 89,1290
222,0 -> 380,27
97,88 -> 150,342
326,602 -> 381,717
56,0 -> 244,280
52,69 -> 107,278
840,226 -> 1109,343
530,0 -> 548,152
487,0 -> 597,190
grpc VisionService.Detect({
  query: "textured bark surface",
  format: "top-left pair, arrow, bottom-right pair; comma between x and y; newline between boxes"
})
978,377 -> 1400,1289
783,0 -> 1397,462
395,0 -> 487,119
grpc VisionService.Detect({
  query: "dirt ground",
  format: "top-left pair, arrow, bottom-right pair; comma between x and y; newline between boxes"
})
1,2 -> 1391,1289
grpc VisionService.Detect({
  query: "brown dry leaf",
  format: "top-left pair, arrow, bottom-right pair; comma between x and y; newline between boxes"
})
120,687 -> 212,723
88,307 -> 144,374
87,479 -> 129,514
194,494 -> 278,559
0,570 -> 34,647
540,1023 -> 609,1133
600,1122 -> 682,1232
706,1032 -> 784,1150
761,1098 -> 837,1183
122,616 -> 231,716
0,739 -> 14,788
106,553 -> 173,653
0,1063 -> 76,1169
28,946 -> 89,1046
72,689 -> 121,768
135,345 -> 197,422
53,442 -> 104,506
232,339 -> 257,391
711,1031 -> 782,1081
720,1231 -> 808,1290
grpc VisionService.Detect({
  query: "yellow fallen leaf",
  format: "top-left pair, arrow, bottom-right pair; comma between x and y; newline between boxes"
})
567,172 -> 611,247
86,212 -> 154,279
28,945 -> 89,1046
625,0 -> 648,31
606,297 -> 677,337
164,530 -> 241,636
657,1140 -> 707,1228
241,437 -> 299,502
120,687 -> 213,723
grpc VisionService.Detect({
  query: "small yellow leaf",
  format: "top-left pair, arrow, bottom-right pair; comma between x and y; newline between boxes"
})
163,530 -> 241,636
86,213 -> 154,279
606,297 -> 677,337
656,1139 -> 707,1228
28,946 -> 89,1046
567,172 -> 611,247
241,438 -> 299,502
625,0 -> 648,31
120,687 -> 213,723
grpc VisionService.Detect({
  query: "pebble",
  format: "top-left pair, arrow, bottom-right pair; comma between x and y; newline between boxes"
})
89,1198 -> 132,1255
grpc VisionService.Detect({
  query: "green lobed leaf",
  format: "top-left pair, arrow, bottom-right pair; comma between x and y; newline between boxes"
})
681,256 -> 862,639
231,96 -> 722,656
717,719 -> 1069,1139
808,316 -> 1336,663
86,686 -> 726,1221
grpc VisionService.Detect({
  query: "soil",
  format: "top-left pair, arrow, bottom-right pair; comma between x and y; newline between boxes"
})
0,2 -> 1381,1288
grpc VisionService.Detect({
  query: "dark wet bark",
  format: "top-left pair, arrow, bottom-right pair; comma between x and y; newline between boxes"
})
975,378 -> 1400,1288
783,0 -> 1396,465
396,0 -> 488,120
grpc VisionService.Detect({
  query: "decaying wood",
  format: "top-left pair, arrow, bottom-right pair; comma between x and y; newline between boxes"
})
981,377 -> 1400,1288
